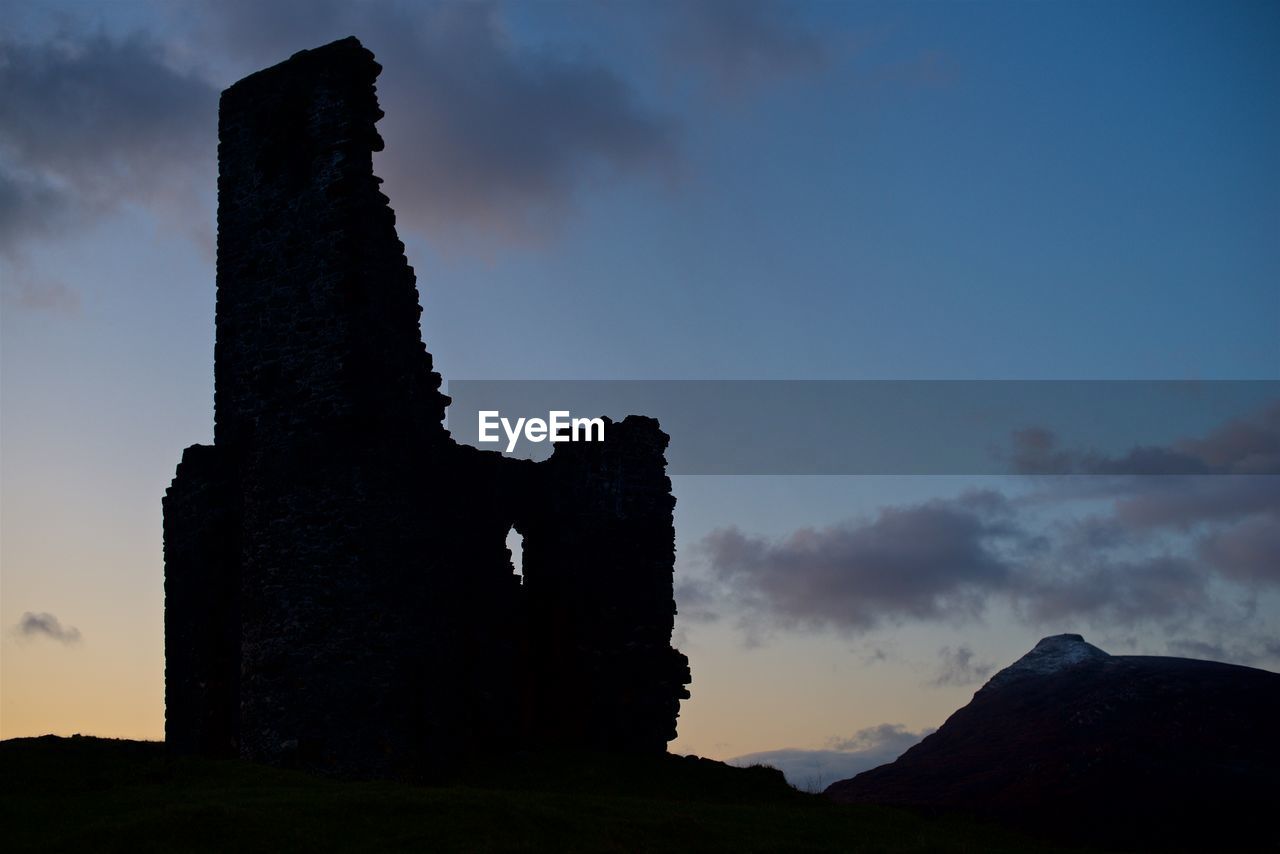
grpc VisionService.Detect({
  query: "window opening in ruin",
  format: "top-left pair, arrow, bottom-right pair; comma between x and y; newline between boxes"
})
506,526 -> 524,584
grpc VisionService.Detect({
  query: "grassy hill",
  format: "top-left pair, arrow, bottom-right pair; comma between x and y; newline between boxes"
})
1,735 -> 1099,853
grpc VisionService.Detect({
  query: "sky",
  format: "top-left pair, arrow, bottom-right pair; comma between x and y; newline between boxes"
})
1,0 -> 1278,787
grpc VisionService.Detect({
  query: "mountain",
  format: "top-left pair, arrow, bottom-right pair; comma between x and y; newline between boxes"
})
826,634 -> 1280,848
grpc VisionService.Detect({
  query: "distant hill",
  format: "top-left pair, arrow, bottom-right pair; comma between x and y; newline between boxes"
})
826,634 -> 1280,849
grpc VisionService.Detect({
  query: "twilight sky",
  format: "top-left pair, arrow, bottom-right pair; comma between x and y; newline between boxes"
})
2,0 -> 1277,785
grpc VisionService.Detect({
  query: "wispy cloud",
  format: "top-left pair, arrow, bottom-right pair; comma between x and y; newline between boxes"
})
0,273 -> 81,315
13,611 -> 82,644
731,723 -> 931,791
931,645 -> 994,687
1197,515 -> 1280,584
660,0 -> 828,95
1164,636 -> 1280,667
1011,400 -> 1280,476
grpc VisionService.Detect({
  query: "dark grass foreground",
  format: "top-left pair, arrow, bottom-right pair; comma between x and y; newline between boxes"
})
1,736 -> 1096,853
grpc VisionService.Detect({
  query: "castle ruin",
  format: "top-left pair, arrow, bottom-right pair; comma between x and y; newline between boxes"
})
163,37 -> 690,776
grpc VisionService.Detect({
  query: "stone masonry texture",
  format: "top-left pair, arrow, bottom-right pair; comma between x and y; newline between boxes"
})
163,37 -> 690,777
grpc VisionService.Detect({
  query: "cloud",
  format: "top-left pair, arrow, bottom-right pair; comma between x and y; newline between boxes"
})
1164,634 -> 1280,668
1014,555 -> 1210,626
661,0 -> 828,95
1197,515 -> 1280,585
0,167 -> 71,253
699,493 -> 1247,639
825,722 -> 928,753
1012,426 -> 1214,476
697,476 -> 1276,641
193,0 -> 677,243
1175,400 -> 1280,475
0,29 -> 217,259
3,1 -> 679,260
730,723 -> 930,791
1008,426 -> 1077,476
186,0 -> 354,65
1111,476 -> 1280,531
675,578 -> 721,623
931,645 -> 993,687
702,489 -> 1018,634
0,271 -> 81,314
13,611 -> 82,644
1167,638 -> 1232,660
695,403 -> 1280,642
1011,400 -> 1280,476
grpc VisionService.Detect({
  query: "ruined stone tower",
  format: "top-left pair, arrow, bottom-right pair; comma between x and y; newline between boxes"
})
164,37 -> 690,776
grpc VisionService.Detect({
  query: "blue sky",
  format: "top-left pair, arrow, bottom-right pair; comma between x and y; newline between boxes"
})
2,1 -> 1277,780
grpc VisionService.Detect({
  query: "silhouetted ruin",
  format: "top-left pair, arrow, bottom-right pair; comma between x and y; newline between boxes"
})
164,37 -> 690,776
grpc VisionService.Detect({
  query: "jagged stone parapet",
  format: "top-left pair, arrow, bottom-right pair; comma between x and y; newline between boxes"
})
164,37 -> 689,776
214,37 -> 447,451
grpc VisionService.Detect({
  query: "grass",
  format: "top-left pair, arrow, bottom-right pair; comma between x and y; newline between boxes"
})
1,735 -> 1104,853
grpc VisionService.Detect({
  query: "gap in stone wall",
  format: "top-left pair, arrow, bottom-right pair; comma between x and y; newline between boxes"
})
505,526 -> 524,584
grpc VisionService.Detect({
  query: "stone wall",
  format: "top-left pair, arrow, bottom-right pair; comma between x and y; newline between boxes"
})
164,37 -> 689,777
517,416 -> 691,753
163,444 -> 240,758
